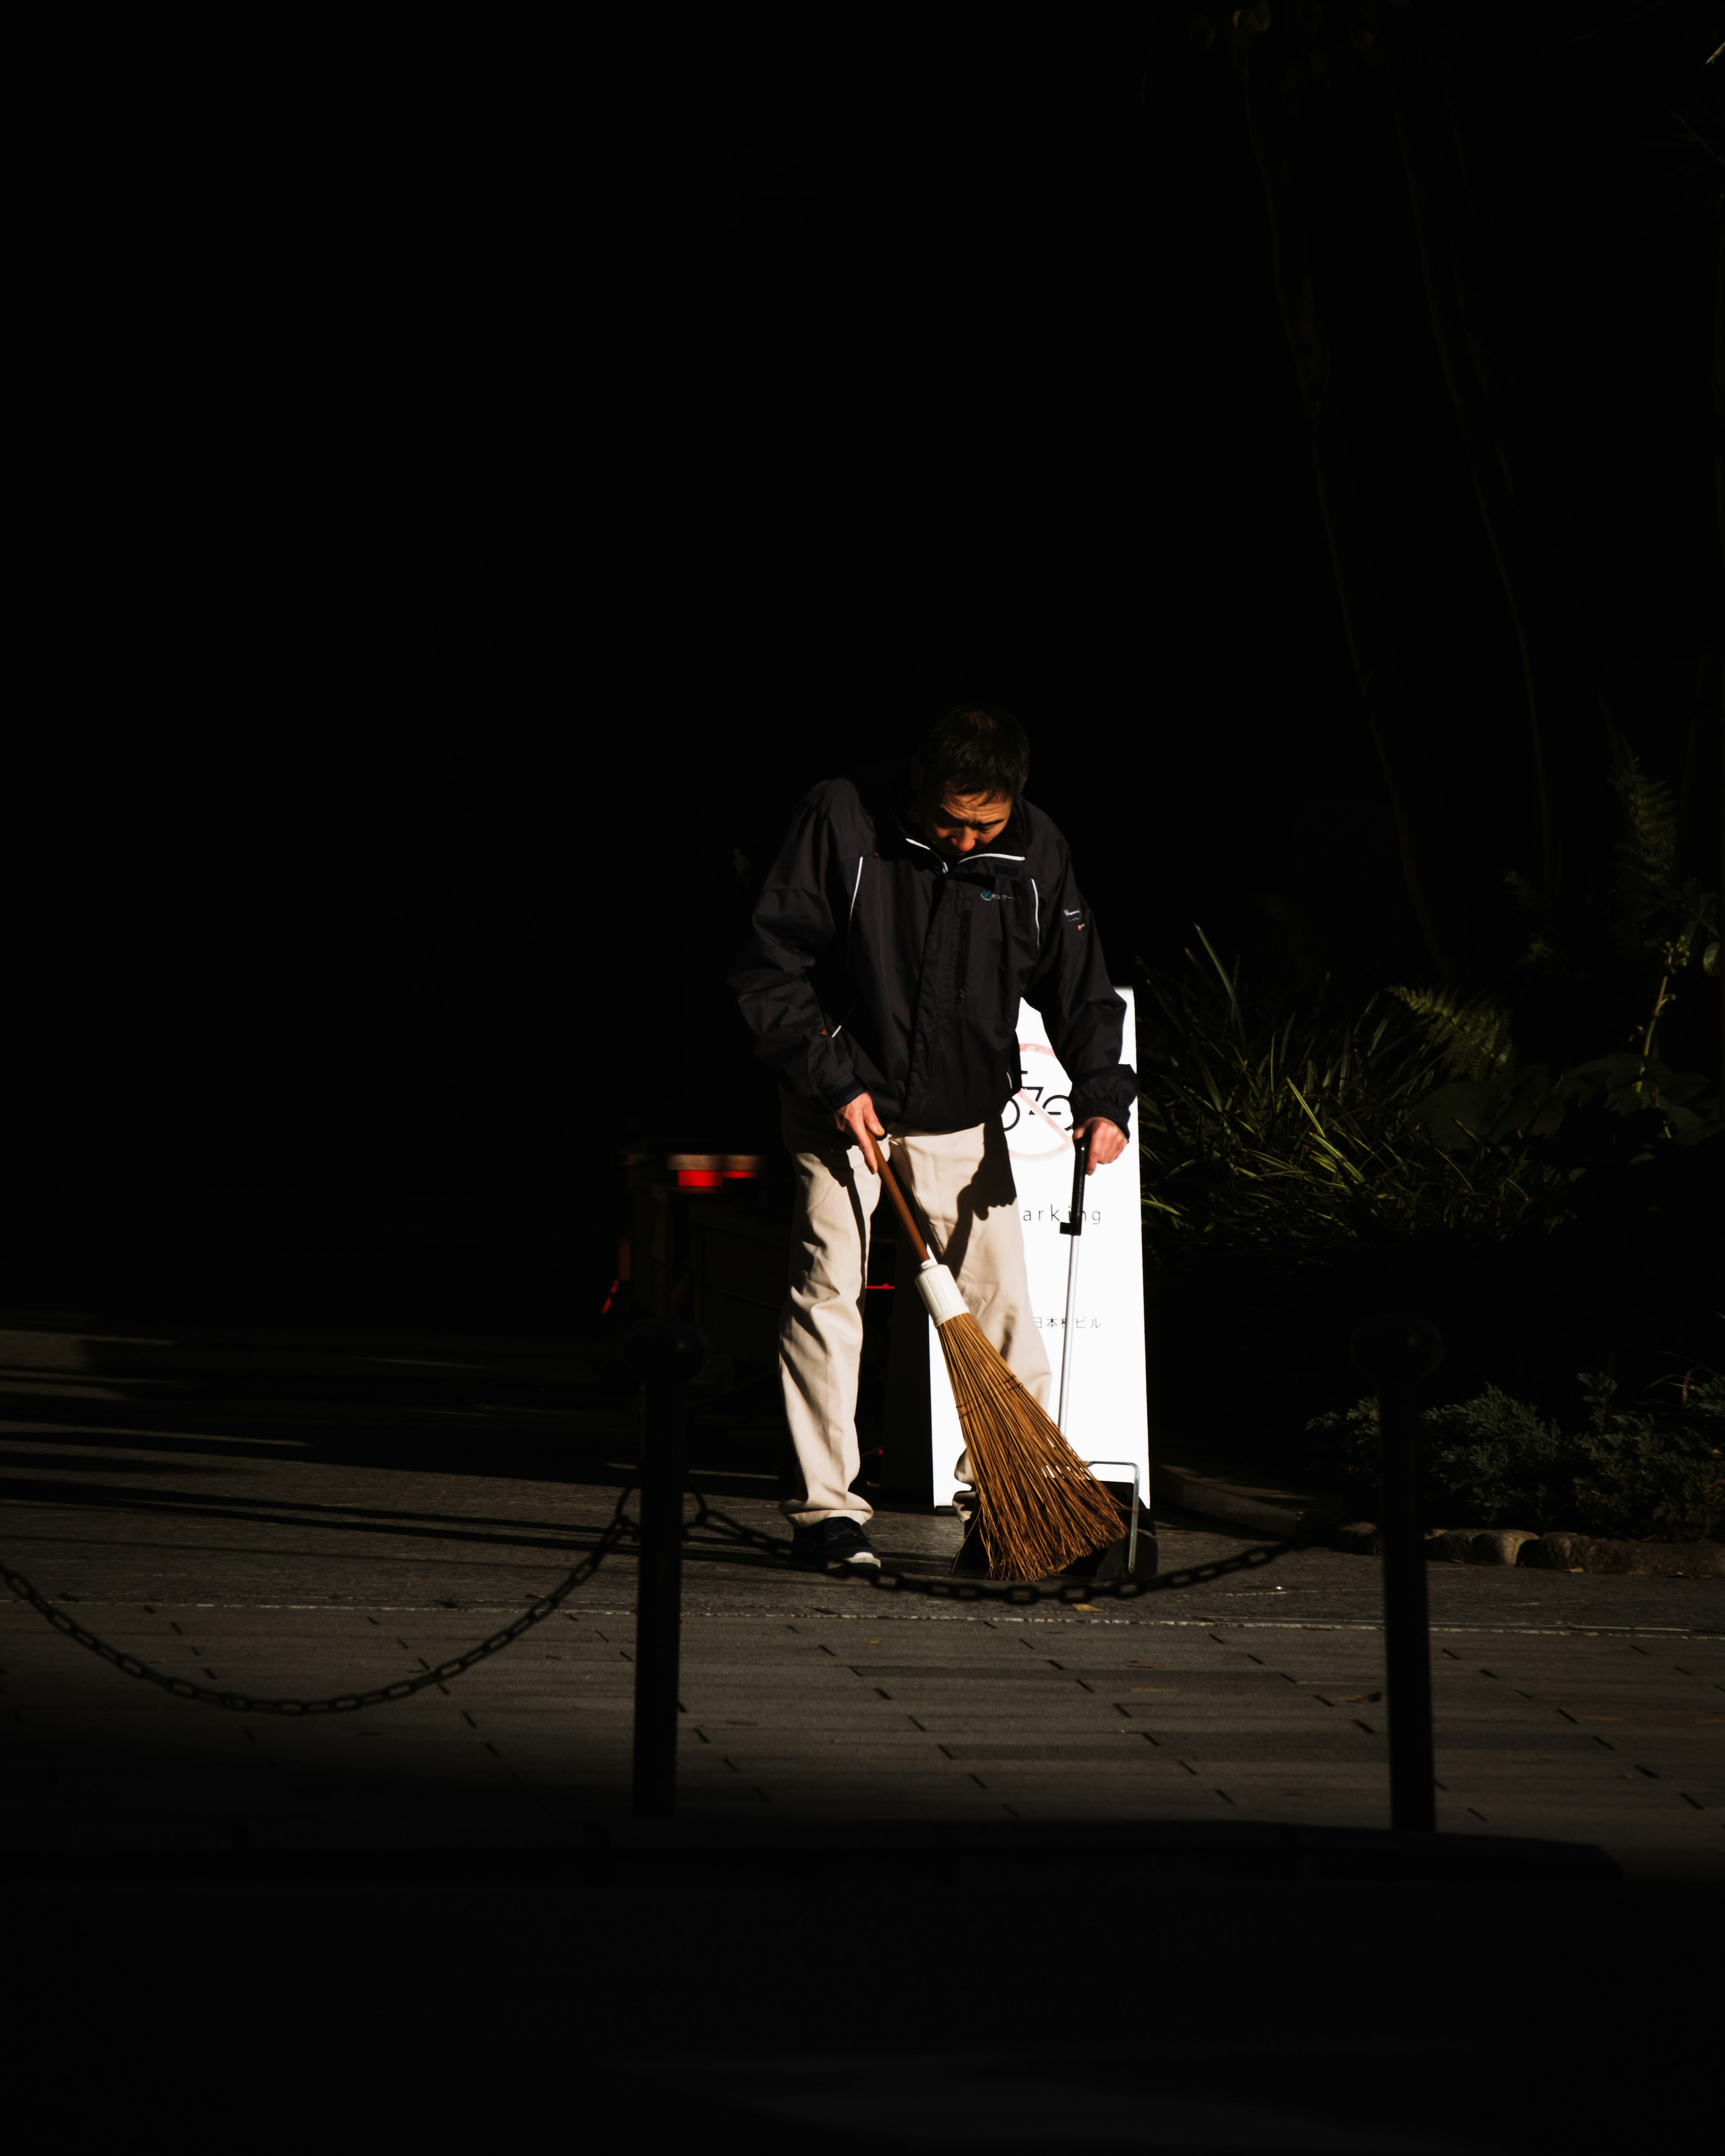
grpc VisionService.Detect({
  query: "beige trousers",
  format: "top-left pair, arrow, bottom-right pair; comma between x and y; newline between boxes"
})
778,1091 -> 1054,1524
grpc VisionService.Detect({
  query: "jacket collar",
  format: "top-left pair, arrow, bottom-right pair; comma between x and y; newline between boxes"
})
891,790 -> 1028,879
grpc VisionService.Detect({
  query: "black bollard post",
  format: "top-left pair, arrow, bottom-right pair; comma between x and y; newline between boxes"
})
622,1320 -> 707,1822
1350,1315 -> 1444,1836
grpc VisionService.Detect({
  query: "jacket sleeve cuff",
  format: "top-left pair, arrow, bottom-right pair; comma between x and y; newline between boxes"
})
822,1081 -> 867,1113
1070,1087 -> 1135,1135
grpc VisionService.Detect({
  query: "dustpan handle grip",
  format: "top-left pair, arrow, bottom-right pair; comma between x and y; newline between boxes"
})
1060,1129 -> 1089,1235
876,1155 -> 931,1266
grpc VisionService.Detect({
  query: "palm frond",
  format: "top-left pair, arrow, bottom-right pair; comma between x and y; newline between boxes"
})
1386,984 -> 1516,1081
1608,739 -> 1681,928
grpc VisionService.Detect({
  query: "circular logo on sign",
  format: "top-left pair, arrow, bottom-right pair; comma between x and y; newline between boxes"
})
1005,1042 -> 1073,1160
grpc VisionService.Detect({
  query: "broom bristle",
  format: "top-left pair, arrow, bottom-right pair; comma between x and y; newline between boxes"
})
937,1312 -> 1124,1580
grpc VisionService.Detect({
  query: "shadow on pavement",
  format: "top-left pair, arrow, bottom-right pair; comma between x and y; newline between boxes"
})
3,1827 -> 1715,2154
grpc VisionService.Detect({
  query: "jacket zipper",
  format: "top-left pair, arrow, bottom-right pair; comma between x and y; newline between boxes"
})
954,901 -> 971,1002
899,831 -> 1024,874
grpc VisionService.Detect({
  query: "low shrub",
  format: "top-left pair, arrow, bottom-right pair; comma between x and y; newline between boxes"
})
1134,931 -> 1584,1275
1136,932 -> 1721,1281
1303,1372 -> 1725,1541
1134,916 -> 1722,1440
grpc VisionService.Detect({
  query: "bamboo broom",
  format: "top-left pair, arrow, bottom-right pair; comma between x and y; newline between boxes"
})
875,1153 -> 1123,1581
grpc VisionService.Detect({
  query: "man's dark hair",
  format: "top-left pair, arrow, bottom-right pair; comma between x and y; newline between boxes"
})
916,705 -> 1030,801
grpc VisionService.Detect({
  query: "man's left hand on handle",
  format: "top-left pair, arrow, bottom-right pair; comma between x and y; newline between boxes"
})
1073,1116 -> 1128,1172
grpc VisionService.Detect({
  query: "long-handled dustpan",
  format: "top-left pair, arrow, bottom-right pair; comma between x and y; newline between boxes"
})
1055,1129 -> 1152,1578
1056,1128 -> 1089,1432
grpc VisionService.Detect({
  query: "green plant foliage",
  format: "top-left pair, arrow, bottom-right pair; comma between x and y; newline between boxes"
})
1135,932 -> 1585,1277
1385,985 -> 1515,1082
1493,733 -> 1720,1074
1402,1050 -> 1721,1159
1303,1372 -> 1725,1541
1136,925 -> 1722,1445
1133,907 -> 1722,1277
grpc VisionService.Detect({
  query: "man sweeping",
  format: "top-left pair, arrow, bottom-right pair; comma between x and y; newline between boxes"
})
727,705 -> 1136,1570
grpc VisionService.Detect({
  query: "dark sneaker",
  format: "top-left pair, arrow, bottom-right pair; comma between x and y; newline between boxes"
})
791,1518 -> 881,1570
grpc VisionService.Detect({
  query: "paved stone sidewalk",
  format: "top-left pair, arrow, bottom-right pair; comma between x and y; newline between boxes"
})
2,1311 -> 1722,1872
6,1586 -> 1722,1869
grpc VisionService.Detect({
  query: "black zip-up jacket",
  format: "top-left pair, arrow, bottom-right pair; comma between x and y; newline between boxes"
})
727,762 -> 1135,1134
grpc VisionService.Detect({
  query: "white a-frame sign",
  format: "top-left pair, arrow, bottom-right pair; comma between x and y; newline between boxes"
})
928,988 -> 1148,1507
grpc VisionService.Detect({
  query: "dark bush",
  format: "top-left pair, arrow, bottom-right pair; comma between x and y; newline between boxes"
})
1134,870 -> 1722,1444
1303,1372 -> 1725,1540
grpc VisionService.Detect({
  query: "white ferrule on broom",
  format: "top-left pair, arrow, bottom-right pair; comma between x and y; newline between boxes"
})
873,1144 -> 1121,1581
913,1256 -> 969,1325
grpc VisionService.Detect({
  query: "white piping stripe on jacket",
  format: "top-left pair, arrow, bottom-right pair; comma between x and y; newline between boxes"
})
902,829 -> 942,871
1031,877 -> 1040,940
830,854 -> 868,1040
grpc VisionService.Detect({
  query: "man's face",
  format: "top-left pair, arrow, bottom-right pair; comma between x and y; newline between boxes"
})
913,763 -> 1013,860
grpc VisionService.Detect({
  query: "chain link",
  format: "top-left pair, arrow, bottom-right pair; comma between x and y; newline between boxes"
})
0,1487 -> 639,1716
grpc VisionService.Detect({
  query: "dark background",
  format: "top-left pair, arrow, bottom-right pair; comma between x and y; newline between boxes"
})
7,9 -> 1719,1325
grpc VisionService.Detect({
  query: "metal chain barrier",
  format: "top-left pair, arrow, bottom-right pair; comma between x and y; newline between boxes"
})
2,1312 -> 1454,1839
0,1487 -> 640,1716
2,1479 -> 1329,1712
685,1490 -> 1334,1604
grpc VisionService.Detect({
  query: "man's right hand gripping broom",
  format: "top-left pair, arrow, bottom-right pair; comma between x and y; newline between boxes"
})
834,1092 -> 888,1176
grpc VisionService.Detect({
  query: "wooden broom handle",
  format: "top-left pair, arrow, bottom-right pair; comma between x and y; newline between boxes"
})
875,1153 -> 931,1265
